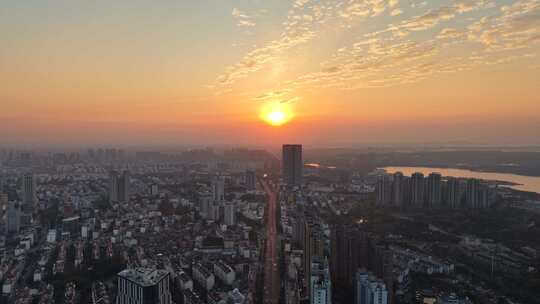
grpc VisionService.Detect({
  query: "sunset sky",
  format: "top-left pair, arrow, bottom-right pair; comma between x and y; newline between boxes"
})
1,0 -> 539,147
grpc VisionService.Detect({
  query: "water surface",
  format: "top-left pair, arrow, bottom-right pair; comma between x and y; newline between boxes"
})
382,166 -> 540,194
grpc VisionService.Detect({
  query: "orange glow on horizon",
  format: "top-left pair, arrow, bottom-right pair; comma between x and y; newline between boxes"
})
260,103 -> 295,126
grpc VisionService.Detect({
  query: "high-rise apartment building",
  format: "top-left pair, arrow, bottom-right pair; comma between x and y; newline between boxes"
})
6,201 -> 20,234
478,186 -> 492,209
110,170 -> 130,203
465,178 -> 494,209
445,178 -> 462,208
245,170 -> 256,190
22,173 -> 36,209
331,225 -> 394,303
303,215 -> 325,294
376,175 -> 391,206
116,268 -> 172,304
466,178 -> 480,208
118,170 -> 130,203
212,177 -> 225,202
110,171 -> 118,202
387,172 -> 492,210
401,176 -> 411,207
213,260 -> 235,285
330,226 -> 370,291
282,144 -> 303,187
192,263 -> 215,291
392,172 -> 404,206
426,173 -> 442,208
355,269 -> 388,304
369,245 -> 394,304
199,193 -> 212,219
311,257 -> 332,304
224,202 -> 236,226
207,201 -> 220,221
411,173 -> 425,207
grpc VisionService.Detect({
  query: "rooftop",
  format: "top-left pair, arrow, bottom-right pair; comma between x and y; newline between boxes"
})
118,268 -> 169,287
193,263 -> 213,277
215,260 -> 233,273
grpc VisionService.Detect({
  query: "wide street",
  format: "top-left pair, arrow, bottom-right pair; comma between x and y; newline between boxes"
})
261,178 -> 280,304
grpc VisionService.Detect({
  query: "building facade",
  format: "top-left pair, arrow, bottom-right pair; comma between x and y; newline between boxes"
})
355,269 -> 388,304
110,170 -> 130,203
22,173 -> 36,209
283,144 -> 303,187
116,268 -> 172,304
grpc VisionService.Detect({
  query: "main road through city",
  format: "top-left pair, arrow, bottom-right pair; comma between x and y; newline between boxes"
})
261,178 -> 280,304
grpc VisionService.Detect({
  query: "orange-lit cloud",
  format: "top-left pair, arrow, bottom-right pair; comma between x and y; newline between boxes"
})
0,0 -> 539,146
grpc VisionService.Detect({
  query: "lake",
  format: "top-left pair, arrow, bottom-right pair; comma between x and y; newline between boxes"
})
382,166 -> 540,194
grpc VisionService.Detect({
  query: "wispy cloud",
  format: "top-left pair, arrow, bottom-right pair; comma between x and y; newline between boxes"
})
466,0 -> 540,51
250,89 -> 299,106
219,0 -> 401,87
218,0 -> 540,97
252,90 -> 291,101
232,7 -> 262,27
437,27 -> 466,39
219,1 -> 332,85
383,0 -> 491,38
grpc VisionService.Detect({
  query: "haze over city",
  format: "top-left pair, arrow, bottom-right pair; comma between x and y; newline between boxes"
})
1,2 -> 540,304
2,0 -> 539,147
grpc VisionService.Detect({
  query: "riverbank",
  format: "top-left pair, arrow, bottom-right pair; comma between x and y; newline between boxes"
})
381,166 -> 540,194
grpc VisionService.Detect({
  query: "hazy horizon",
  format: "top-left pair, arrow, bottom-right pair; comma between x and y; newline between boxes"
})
2,0 -> 539,146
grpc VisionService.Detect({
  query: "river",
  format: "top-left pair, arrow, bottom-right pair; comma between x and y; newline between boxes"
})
382,166 -> 540,194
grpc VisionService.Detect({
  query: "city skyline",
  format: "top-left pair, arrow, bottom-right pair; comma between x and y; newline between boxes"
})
1,0 -> 539,146
0,142 -> 539,303
1,2 -> 539,300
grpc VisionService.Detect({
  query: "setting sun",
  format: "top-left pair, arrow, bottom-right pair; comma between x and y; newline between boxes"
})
260,103 -> 294,126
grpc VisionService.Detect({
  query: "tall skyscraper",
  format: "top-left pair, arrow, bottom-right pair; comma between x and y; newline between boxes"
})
411,173 -> 425,207
22,173 -> 36,209
331,225 -> 394,303
116,268 -> 172,304
110,170 -> 130,203
282,144 -> 303,187
330,226 -> 370,291
426,173 -> 442,208
392,172 -> 404,206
